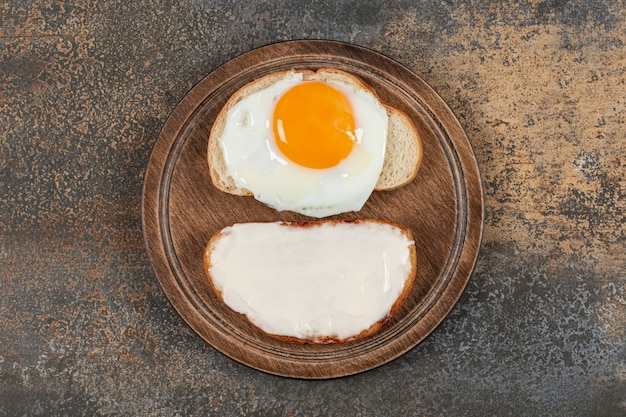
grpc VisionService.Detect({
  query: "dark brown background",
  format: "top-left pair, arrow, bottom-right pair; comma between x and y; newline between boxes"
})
1,1 -> 625,415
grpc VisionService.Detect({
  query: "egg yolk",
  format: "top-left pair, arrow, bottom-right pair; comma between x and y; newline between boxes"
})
272,81 -> 356,169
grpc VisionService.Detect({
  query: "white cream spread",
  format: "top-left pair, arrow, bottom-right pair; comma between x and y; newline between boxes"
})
207,221 -> 415,341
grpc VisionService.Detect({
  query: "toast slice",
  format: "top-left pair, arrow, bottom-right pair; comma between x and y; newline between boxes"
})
204,219 -> 417,344
208,69 -> 423,196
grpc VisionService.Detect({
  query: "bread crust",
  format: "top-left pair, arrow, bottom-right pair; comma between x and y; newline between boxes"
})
204,218 -> 417,344
207,69 -> 422,196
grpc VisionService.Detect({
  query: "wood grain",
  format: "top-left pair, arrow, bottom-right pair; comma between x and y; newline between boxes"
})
142,40 -> 483,379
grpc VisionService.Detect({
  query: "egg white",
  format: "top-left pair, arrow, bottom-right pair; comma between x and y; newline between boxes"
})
218,72 -> 388,218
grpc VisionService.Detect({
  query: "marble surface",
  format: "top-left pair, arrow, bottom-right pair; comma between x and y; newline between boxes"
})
1,1 -> 625,415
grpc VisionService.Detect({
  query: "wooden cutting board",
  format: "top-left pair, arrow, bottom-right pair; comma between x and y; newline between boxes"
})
142,40 -> 483,379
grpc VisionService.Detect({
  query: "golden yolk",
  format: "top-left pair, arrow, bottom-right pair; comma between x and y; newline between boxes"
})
272,81 -> 356,169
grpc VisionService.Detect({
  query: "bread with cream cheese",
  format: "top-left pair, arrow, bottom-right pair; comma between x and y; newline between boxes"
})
204,218 -> 417,344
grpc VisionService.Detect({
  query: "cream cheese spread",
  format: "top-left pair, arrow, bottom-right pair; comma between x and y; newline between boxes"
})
207,221 -> 415,342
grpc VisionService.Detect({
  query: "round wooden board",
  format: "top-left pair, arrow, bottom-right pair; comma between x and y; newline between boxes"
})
142,40 -> 483,379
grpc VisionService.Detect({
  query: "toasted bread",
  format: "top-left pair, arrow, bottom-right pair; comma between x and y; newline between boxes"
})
204,218 -> 417,344
207,69 -> 423,196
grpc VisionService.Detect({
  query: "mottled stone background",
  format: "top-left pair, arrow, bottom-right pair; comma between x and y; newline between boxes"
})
1,0 -> 625,416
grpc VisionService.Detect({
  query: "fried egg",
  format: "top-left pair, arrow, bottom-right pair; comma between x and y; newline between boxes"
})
206,220 -> 416,342
217,71 -> 388,217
